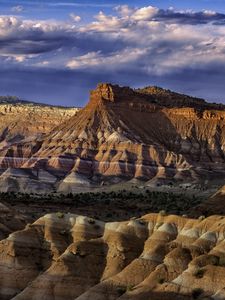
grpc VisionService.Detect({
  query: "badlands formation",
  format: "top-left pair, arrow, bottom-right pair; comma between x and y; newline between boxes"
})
0,97 -> 79,144
0,83 -> 224,192
1,212 -> 225,299
0,98 -> 79,192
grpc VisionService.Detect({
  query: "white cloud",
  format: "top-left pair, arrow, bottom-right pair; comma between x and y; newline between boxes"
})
203,10 -> 217,16
131,6 -> 159,21
70,13 -> 81,22
14,55 -> 26,62
11,5 -> 24,13
66,48 -> 147,70
0,5 -> 225,80
114,5 -> 134,17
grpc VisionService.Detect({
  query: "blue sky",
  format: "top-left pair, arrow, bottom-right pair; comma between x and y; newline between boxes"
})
0,0 -> 225,106
1,0 -> 225,21
1,0 -> 224,18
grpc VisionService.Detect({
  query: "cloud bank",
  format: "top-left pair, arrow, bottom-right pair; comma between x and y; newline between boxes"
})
0,5 -> 225,105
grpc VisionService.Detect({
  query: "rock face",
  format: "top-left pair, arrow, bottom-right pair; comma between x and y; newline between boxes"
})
0,99 -> 79,191
0,99 -> 79,145
0,202 -> 27,240
1,213 -> 225,299
0,83 -> 225,192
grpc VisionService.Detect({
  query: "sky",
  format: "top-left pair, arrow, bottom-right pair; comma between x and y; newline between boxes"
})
0,0 -> 225,106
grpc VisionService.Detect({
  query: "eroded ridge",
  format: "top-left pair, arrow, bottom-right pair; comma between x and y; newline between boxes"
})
0,213 -> 225,299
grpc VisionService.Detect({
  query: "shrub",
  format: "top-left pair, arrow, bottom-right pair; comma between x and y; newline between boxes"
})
159,210 -> 167,216
56,212 -> 64,219
60,230 -> 67,235
116,286 -> 126,296
87,218 -> 95,225
210,255 -> 219,266
192,288 -> 204,299
219,256 -> 225,266
158,278 -> 165,284
193,268 -> 205,278
127,284 -> 135,292
106,213 -> 113,218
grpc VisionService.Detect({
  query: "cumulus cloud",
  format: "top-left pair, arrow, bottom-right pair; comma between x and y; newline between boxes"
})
0,6 -> 225,72
66,48 -> 147,70
131,6 -> 159,21
0,5 -> 225,104
115,5 -> 134,17
0,16 -> 75,59
70,13 -> 81,22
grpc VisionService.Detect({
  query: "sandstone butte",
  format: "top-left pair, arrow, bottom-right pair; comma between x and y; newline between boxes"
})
0,211 -> 225,299
0,83 -> 225,193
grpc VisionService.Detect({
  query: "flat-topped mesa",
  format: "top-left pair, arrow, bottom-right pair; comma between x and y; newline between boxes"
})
90,83 -> 136,103
137,86 -> 225,110
90,83 -> 225,111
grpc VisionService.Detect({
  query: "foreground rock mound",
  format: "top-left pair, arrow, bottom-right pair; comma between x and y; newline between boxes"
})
1,213 -> 225,299
0,84 -> 225,192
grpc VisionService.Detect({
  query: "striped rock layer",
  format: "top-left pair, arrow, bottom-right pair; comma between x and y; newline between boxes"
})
1,213 -> 225,299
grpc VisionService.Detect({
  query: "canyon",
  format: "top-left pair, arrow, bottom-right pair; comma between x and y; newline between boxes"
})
0,83 -> 224,193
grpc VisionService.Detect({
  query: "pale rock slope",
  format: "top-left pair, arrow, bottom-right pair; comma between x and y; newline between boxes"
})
1,213 -> 225,299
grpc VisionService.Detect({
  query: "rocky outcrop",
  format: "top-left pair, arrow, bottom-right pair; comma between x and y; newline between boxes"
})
1,213 -> 225,299
0,101 -> 79,145
0,202 -> 27,240
0,83 -> 225,192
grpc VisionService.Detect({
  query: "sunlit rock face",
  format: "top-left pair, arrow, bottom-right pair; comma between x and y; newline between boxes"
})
0,100 -> 79,144
0,83 -> 225,192
1,213 -> 225,299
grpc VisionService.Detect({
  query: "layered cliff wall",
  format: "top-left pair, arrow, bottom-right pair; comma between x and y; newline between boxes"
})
0,84 -> 224,192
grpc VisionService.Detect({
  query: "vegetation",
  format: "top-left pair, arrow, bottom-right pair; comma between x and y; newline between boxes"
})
192,288 -> 204,299
157,278 -> 165,284
0,96 -> 21,103
56,212 -> 64,219
116,286 -> 127,296
0,189 -> 204,222
126,284 -> 135,292
193,268 -> 205,279
159,210 -> 167,216
87,218 -> 95,224
219,256 -> 225,266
